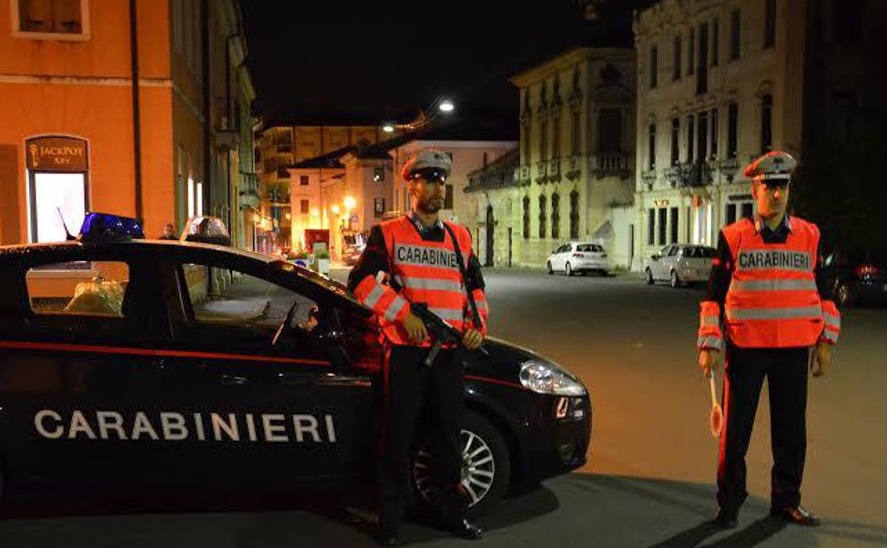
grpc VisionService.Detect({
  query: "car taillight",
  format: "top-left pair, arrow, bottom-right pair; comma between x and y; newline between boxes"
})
572,253 -> 584,258
855,264 -> 879,277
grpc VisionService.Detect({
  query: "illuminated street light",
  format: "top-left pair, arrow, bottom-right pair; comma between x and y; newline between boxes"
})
331,204 -> 341,215
344,196 -> 356,210
380,98 -> 455,133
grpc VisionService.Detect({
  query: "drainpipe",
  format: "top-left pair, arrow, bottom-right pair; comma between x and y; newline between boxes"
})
201,0 -> 210,217
129,0 -> 143,221
225,32 -> 238,238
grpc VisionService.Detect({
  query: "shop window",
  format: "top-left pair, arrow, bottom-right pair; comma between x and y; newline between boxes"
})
25,136 -> 89,243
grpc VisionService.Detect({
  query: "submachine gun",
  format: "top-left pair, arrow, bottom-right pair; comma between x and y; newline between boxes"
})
377,271 -> 489,367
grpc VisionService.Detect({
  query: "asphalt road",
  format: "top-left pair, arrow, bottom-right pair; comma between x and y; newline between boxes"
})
1,268 -> 885,547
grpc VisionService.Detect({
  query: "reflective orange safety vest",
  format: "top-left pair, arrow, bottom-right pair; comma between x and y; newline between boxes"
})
352,216 -> 488,347
717,216 -> 838,348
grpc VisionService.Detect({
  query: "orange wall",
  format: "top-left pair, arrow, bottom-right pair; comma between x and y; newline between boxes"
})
0,82 -> 175,244
0,0 -> 170,79
0,0 -> 178,244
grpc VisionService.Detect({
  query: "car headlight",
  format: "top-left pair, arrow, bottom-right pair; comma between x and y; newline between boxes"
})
519,359 -> 586,396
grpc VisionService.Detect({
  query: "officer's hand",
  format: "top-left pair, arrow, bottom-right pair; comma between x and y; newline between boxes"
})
461,328 -> 483,350
698,349 -> 723,378
811,342 -> 832,378
402,313 -> 428,344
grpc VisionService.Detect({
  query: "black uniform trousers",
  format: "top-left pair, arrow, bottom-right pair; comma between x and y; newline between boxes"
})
378,343 -> 465,534
718,342 -> 809,512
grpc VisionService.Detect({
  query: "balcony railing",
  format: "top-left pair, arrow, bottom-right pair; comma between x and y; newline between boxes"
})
591,152 -> 629,178
514,165 -> 530,183
547,159 -> 560,180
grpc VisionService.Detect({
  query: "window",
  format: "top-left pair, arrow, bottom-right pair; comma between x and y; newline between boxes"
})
16,0 -> 84,34
727,102 -> 738,158
658,208 -> 667,245
299,175 -> 309,186
181,264 -> 315,331
673,35 -> 682,81
831,92 -> 858,146
669,207 -> 679,244
570,191 -> 580,239
761,94 -> 773,153
730,9 -> 741,60
833,0 -> 863,45
712,17 -> 720,67
648,123 -> 657,170
671,117 -> 680,165
647,208 -> 655,245
741,202 -> 754,219
551,193 -> 560,239
710,107 -> 719,158
726,203 -> 737,225
687,114 -> 695,163
29,172 -> 87,243
540,120 -> 548,160
522,123 -> 531,163
444,184 -> 454,210
300,199 -> 309,214
764,0 -> 776,48
26,261 -> 129,318
538,195 -> 547,238
571,110 -> 581,156
374,197 -> 385,217
552,117 -> 561,159
697,22 -> 709,94
688,28 -> 695,75
649,44 -> 658,88
523,196 -> 530,239
598,109 -> 623,153
697,112 -> 708,161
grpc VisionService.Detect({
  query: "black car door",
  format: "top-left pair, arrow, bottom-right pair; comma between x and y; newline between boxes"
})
0,250 -> 170,494
154,254 -> 375,492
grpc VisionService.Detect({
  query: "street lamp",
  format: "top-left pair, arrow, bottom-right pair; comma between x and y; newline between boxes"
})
381,97 -> 455,133
331,204 -> 341,215
344,196 -> 356,210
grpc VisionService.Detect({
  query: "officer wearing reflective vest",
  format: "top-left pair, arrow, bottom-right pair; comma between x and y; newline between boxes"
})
698,150 -> 840,529
347,149 -> 487,545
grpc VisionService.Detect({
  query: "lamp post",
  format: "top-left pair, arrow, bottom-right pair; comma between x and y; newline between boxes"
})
382,97 -> 455,134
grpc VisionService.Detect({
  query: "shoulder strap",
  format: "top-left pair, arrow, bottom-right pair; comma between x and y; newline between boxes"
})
442,222 -> 482,328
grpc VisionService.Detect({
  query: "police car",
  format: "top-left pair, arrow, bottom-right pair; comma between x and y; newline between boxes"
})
0,213 -> 591,517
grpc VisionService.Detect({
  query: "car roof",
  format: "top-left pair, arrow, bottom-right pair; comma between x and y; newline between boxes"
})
0,239 -> 366,313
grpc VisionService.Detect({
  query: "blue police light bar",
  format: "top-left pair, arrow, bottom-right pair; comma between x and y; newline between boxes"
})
78,212 -> 145,243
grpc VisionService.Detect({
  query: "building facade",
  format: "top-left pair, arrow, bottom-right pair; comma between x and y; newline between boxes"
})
0,0 -> 256,248
632,0 -> 807,268
254,124 -> 401,253
286,136 -> 516,260
466,47 -> 637,270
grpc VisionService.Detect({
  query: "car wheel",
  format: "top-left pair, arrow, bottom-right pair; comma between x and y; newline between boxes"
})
547,261 -> 553,275
835,282 -> 854,307
670,270 -> 681,288
565,262 -> 573,276
411,410 -> 510,519
645,268 -> 654,285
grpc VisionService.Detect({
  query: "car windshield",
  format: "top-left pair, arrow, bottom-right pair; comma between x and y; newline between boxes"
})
576,244 -> 603,252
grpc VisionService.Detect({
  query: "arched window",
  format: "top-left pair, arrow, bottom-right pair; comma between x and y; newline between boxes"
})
538,195 -> 547,239
551,192 -> 560,239
522,196 -> 530,239
570,190 -> 580,239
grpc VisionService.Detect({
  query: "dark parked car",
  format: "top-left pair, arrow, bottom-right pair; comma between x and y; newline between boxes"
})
824,249 -> 887,307
0,214 -> 591,517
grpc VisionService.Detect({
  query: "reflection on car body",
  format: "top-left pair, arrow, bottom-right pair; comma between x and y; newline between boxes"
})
0,218 -> 591,517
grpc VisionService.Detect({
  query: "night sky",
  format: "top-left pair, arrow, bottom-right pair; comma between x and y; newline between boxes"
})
241,0 -> 656,132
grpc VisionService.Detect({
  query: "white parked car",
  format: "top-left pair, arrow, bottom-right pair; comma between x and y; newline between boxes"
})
546,242 -> 611,276
644,244 -> 716,287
